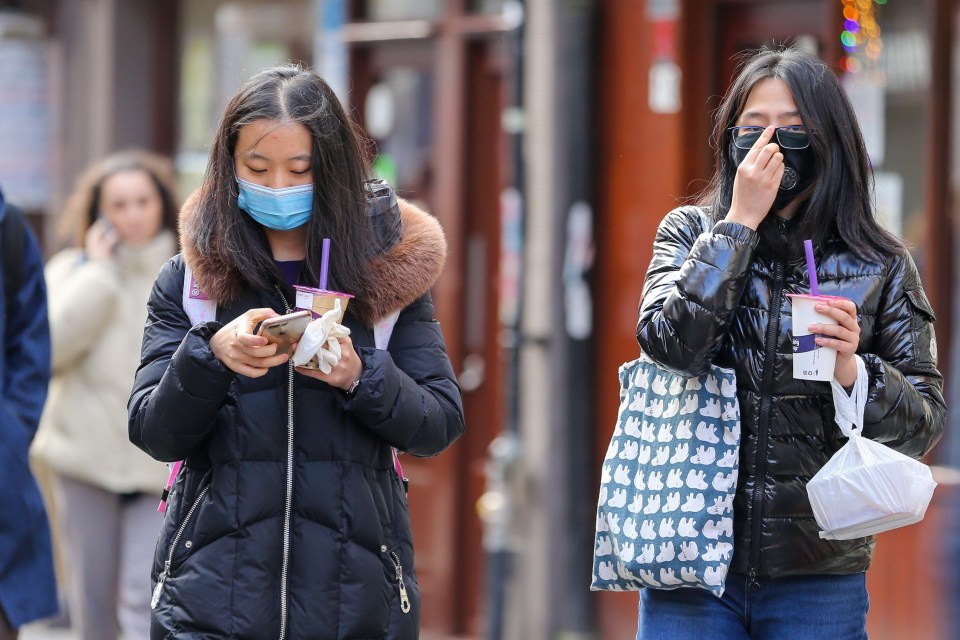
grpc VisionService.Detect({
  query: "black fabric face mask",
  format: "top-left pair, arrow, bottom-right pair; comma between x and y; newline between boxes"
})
729,140 -> 815,210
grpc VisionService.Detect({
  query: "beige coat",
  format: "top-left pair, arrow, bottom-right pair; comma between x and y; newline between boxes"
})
32,231 -> 176,495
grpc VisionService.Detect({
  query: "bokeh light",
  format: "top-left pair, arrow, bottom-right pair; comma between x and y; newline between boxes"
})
840,0 -> 884,77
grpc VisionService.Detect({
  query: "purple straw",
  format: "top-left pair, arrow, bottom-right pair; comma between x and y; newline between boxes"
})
803,239 -> 820,296
319,238 -> 331,290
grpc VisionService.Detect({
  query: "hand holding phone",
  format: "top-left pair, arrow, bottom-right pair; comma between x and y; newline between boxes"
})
85,217 -> 119,261
210,308 -> 291,378
256,310 -> 312,357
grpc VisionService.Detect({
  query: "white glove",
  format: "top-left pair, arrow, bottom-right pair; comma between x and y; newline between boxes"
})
292,299 -> 351,373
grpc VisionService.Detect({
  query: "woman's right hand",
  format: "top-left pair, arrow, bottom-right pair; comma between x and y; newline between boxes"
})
85,218 -> 119,261
210,308 -> 289,377
726,126 -> 784,230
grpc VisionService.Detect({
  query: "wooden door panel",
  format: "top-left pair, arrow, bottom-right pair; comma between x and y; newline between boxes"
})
454,40 -> 506,635
349,32 -> 505,638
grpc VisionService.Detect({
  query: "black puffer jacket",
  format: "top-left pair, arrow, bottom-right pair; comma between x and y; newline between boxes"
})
129,197 -> 464,639
637,206 -> 945,580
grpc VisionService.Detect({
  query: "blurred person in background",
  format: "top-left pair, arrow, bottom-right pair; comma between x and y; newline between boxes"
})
31,151 -> 179,640
635,48 -> 944,639
0,186 -> 58,637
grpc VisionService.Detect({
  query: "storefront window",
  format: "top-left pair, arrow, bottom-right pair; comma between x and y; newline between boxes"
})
0,10 -> 52,212
471,0 -> 505,14
365,0 -> 441,21
844,0 -> 931,270
363,66 -> 434,195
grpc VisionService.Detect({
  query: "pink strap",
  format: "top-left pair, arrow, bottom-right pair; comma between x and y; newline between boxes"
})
157,460 -> 183,513
392,448 -> 405,481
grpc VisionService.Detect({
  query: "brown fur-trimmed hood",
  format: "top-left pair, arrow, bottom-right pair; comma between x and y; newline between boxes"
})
179,191 -> 447,326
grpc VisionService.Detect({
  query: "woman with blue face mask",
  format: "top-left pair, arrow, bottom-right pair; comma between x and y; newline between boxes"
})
128,65 -> 464,639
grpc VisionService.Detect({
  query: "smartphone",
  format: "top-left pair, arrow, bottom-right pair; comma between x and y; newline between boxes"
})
256,310 -> 312,356
97,215 -> 115,233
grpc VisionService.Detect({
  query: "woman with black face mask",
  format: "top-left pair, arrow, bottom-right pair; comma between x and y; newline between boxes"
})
634,48 -> 944,639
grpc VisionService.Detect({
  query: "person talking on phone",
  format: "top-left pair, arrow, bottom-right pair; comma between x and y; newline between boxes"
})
634,48 -> 944,639
128,65 -> 464,639
31,151 -> 179,640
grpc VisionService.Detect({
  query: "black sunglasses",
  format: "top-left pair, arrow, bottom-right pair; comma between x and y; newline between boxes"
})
728,125 -> 810,150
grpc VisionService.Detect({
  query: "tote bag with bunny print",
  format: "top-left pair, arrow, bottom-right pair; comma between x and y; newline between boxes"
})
591,355 -> 740,597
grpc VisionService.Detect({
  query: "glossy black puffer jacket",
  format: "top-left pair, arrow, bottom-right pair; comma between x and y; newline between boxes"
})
637,206 -> 945,579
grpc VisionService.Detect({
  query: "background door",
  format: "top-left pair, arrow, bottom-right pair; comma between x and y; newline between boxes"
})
347,10 -> 508,636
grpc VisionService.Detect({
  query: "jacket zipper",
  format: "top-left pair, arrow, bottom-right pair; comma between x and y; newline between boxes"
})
277,286 -> 295,640
750,259 -> 784,591
151,484 -> 210,609
389,550 -> 412,614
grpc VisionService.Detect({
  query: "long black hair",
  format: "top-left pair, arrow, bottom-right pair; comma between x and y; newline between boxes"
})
697,47 -> 903,261
190,65 -> 378,313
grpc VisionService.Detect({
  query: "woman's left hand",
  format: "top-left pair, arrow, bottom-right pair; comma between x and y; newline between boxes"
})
810,298 -> 861,387
294,335 -> 363,391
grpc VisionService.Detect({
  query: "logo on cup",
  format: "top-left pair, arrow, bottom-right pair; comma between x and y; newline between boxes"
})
793,334 -> 819,354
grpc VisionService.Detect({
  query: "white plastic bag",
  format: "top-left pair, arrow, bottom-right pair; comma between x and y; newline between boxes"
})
806,357 -> 937,540
292,299 -> 351,373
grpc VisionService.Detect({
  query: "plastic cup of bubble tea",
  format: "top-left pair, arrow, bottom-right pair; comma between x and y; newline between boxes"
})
787,294 -> 844,381
293,285 -> 354,321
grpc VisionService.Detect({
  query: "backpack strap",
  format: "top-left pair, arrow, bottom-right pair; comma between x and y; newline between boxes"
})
156,460 -> 183,513
373,309 -> 407,491
2,204 -> 27,323
160,265 -> 218,512
182,264 -> 217,325
373,309 -> 401,350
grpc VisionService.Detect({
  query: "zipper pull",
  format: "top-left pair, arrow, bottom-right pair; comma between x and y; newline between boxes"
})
748,568 -> 760,592
391,552 -> 411,614
151,561 -> 171,609
398,575 -> 411,614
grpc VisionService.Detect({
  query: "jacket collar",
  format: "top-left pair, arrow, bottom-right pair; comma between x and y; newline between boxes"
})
179,192 -> 447,326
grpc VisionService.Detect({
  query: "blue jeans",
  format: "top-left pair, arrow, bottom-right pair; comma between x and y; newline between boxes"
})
637,572 -> 869,640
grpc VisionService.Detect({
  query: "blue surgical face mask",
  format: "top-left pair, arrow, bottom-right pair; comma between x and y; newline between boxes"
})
236,177 -> 314,230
